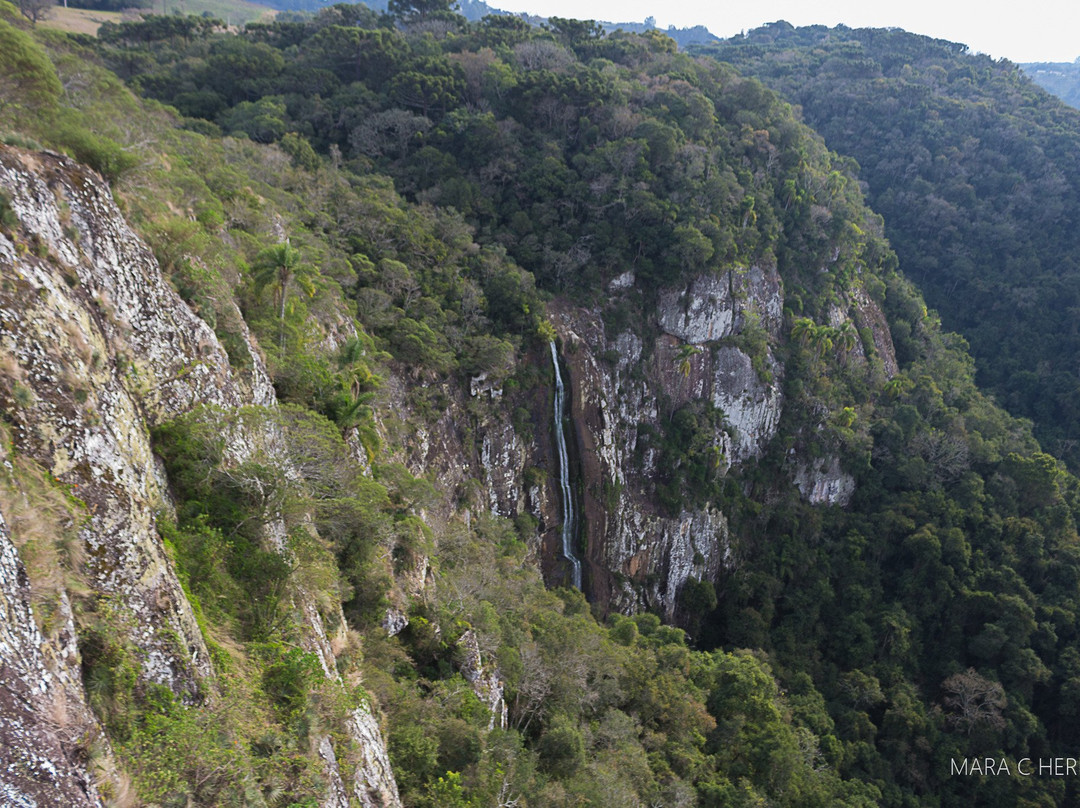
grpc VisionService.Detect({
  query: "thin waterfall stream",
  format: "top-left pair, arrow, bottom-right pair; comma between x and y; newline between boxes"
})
549,341 -> 582,589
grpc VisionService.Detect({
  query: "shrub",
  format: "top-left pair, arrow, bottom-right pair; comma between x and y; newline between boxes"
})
53,120 -> 138,183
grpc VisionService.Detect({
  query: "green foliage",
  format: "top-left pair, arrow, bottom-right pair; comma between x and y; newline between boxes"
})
708,24 -> 1080,470
649,401 -> 729,514
15,11 -> 1080,808
69,0 -> 151,10
0,15 -> 62,114
0,190 -> 18,230
257,643 -> 324,721
86,5 -> 889,313
52,113 -> 138,183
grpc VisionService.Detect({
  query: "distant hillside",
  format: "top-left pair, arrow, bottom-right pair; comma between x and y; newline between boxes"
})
701,22 -> 1080,469
1022,60 -> 1080,108
245,0 -> 718,47
601,18 -> 716,49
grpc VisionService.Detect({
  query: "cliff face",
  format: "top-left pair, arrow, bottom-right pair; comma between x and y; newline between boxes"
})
0,506 -> 102,808
545,267 -> 786,618
531,263 -> 895,618
0,143 -> 900,798
0,146 -> 400,806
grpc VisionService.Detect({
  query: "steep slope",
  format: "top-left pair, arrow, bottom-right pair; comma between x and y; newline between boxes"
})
1023,61 -> 1080,109
0,145 -> 402,807
703,23 -> 1080,469
12,7 -> 1080,807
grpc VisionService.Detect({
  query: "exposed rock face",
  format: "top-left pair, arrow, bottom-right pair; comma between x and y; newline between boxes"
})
656,266 -> 786,466
317,736 -> 350,808
540,264 -> 897,616
457,629 -> 508,731
0,508 -> 103,808
546,266 -> 789,618
546,310 -> 732,617
379,372 -> 536,522
348,704 -> 403,808
850,286 -> 899,379
0,147 -> 401,805
0,147 -> 229,698
709,346 -> 783,463
657,266 -> 784,344
793,456 -> 857,506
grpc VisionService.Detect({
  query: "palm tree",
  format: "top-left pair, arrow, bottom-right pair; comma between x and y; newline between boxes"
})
676,343 -> 702,377
790,317 -> 815,346
808,324 -> 834,357
835,321 -> 858,353
251,242 -> 315,349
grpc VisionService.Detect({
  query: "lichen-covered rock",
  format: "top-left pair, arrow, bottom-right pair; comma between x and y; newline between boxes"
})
850,286 -> 899,378
0,147 -> 226,698
382,607 -> 409,637
709,346 -> 783,463
457,629 -> 507,731
605,506 -> 729,616
317,735 -> 351,808
0,507 -> 103,808
348,704 -> 403,808
0,146 -> 403,805
545,263 -> 788,618
792,457 -> 857,506
549,306 -> 735,619
657,266 -> 784,344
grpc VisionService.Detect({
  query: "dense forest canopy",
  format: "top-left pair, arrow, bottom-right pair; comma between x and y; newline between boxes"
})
91,3 -> 883,310
7,4 -> 1080,806
701,22 -> 1080,471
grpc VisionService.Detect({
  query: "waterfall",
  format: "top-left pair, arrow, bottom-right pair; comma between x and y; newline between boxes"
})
550,341 -> 582,589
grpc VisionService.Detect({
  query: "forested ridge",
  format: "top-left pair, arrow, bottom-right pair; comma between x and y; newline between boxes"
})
1022,61 -> 1080,110
5,3 -> 1080,807
702,23 -> 1080,472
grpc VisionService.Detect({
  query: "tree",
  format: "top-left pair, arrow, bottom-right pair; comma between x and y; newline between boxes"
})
0,17 -> 62,114
675,343 -> 701,377
388,0 -> 458,23
17,0 -> 53,24
544,17 -> 605,49
941,668 -> 1007,735
834,320 -> 858,353
219,97 -> 287,143
251,242 -> 316,349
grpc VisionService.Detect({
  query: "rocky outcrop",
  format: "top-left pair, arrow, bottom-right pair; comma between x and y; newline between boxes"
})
656,265 -> 786,464
378,371 -> 536,522
793,457 -> 857,506
540,263 -> 897,615
0,507 -> 103,808
348,704 -> 402,808
709,346 -> 783,463
0,146 -> 401,805
544,266 -> 787,617
548,312 -> 732,616
0,147 -> 230,699
657,266 -> 783,344
851,286 -> 899,379
457,629 -> 508,731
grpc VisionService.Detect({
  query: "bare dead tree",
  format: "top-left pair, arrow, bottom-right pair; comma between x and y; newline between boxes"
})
941,668 -> 1007,734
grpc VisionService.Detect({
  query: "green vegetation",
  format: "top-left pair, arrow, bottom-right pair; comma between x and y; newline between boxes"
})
9,4 -> 1080,806
87,3 -> 891,315
704,23 -> 1080,471
1023,61 -> 1080,109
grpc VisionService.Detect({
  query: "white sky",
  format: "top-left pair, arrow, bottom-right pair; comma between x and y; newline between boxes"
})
491,0 -> 1080,63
